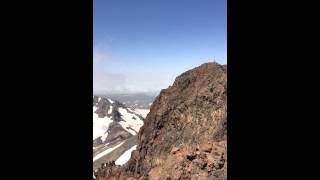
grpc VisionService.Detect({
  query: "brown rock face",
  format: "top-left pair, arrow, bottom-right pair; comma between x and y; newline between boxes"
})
95,62 -> 227,180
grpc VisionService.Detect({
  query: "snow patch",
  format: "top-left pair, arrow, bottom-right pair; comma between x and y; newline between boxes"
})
108,98 -> 114,104
93,106 -> 113,140
93,142 -> 124,162
108,105 -> 113,114
118,108 -> 144,135
134,109 -> 150,118
115,145 -> 137,165
101,132 -> 109,142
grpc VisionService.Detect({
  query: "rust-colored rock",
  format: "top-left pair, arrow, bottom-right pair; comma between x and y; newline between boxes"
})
95,62 -> 227,180
201,143 -> 213,153
171,147 -> 180,154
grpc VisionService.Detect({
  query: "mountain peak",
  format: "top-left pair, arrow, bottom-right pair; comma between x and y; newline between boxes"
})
95,62 -> 227,179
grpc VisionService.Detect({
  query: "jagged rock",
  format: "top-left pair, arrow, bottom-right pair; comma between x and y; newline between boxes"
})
96,62 -> 227,180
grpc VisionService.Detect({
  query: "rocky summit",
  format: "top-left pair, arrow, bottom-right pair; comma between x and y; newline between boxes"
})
94,62 -> 227,180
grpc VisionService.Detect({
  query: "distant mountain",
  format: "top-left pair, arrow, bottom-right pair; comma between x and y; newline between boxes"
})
95,62 -> 227,180
96,93 -> 156,109
93,96 -> 146,173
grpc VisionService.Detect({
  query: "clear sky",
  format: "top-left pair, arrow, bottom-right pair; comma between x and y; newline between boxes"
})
93,0 -> 227,94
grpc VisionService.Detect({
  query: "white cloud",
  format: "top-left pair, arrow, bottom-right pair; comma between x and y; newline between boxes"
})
93,47 -> 171,94
93,48 -> 129,93
93,72 -> 129,94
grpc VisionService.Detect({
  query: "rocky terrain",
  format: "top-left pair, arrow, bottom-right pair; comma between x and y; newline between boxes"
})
93,96 -> 146,173
94,62 -> 227,180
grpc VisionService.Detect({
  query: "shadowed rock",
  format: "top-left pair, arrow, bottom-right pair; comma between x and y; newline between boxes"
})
96,62 -> 227,180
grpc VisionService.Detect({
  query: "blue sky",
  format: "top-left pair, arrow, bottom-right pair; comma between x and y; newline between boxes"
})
93,0 -> 227,94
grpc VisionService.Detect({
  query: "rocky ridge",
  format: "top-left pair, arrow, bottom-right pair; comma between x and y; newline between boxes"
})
95,62 -> 227,180
93,97 -> 145,172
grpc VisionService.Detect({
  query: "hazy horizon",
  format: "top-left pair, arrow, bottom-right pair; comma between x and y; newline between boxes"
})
94,0 -> 227,94
93,90 -> 159,96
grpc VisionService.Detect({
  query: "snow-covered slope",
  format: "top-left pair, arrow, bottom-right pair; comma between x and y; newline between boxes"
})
115,145 -> 137,165
93,96 -> 144,144
118,107 -> 143,135
93,96 -> 145,171
133,108 -> 150,118
93,142 -> 124,162
93,105 -> 112,142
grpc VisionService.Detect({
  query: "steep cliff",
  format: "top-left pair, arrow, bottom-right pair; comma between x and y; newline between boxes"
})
95,62 -> 227,180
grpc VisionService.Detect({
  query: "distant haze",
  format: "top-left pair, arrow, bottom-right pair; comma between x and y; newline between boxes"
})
93,0 -> 227,94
